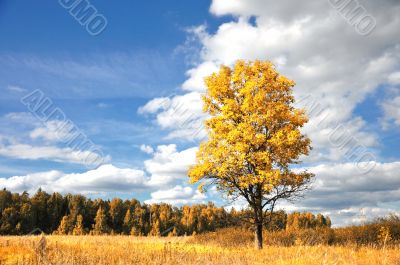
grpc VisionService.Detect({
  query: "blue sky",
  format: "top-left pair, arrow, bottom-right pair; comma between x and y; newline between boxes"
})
0,0 -> 218,199
0,0 -> 399,226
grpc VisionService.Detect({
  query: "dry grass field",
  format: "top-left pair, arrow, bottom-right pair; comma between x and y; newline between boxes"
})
1,235 -> 399,265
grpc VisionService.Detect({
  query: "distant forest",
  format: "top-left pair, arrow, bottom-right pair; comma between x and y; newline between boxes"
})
0,188 -> 331,235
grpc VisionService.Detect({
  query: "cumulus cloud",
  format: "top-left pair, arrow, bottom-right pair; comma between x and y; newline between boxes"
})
141,0 -> 399,163
145,185 -> 207,205
139,92 -> 207,141
145,144 -> 198,186
182,61 -> 219,92
290,161 -> 400,225
0,164 -> 148,195
329,207 -> 399,227
137,0 -> 400,224
0,143 -> 200,199
222,161 -> 400,226
301,115 -> 378,163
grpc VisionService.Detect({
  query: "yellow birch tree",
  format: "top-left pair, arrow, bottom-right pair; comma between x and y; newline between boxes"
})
188,60 -> 314,249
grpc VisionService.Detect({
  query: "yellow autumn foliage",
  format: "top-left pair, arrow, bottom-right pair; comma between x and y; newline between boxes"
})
189,59 -> 313,203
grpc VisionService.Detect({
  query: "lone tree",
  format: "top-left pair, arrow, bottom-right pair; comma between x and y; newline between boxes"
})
188,60 -> 314,249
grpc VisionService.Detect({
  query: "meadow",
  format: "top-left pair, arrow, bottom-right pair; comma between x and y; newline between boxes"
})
1,233 -> 399,265
1,188 -> 400,264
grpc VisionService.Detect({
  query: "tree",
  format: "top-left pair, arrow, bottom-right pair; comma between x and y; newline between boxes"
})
109,198 -> 125,233
150,219 -> 161,236
92,207 -> 110,235
72,214 -> 85,235
57,215 -> 69,235
188,60 -> 314,249
31,189 -> 50,232
0,188 -> 12,213
0,207 -> 18,234
133,206 -> 145,235
123,209 -> 133,234
47,192 -> 66,232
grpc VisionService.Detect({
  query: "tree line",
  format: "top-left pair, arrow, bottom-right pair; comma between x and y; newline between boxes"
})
0,188 -> 331,235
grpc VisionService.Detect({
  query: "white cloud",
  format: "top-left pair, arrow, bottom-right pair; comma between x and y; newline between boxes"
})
209,0 -> 328,20
0,113 -> 110,167
381,95 -> 400,128
330,207 -> 399,227
4,112 -> 38,125
138,97 -> 171,114
388,72 -> 400,85
145,144 -> 198,186
220,161 -> 400,226
142,0 -> 400,163
0,144 -> 200,197
0,164 -> 148,195
145,185 -> 207,205
138,0 -> 400,225
139,92 -> 207,141
216,159 -> 398,227
291,161 -> 400,226
302,116 -> 378,163
29,120 -> 74,142
140,144 -> 154,154
0,142 -> 110,166
182,61 -> 219,92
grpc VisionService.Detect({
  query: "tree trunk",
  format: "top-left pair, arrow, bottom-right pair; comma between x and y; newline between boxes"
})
253,186 -> 264,249
255,222 -> 263,249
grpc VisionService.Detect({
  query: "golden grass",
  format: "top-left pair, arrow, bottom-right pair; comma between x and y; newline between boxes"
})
1,235 -> 399,265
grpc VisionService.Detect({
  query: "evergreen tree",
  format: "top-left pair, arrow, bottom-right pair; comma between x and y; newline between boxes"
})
150,219 -> 161,236
57,216 -> 69,235
109,198 -> 125,233
123,209 -> 132,235
31,189 -> 51,232
47,192 -> 66,232
20,203 -> 35,233
0,188 -> 12,213
72,214 -> 85,235
92,207 -> 110,235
